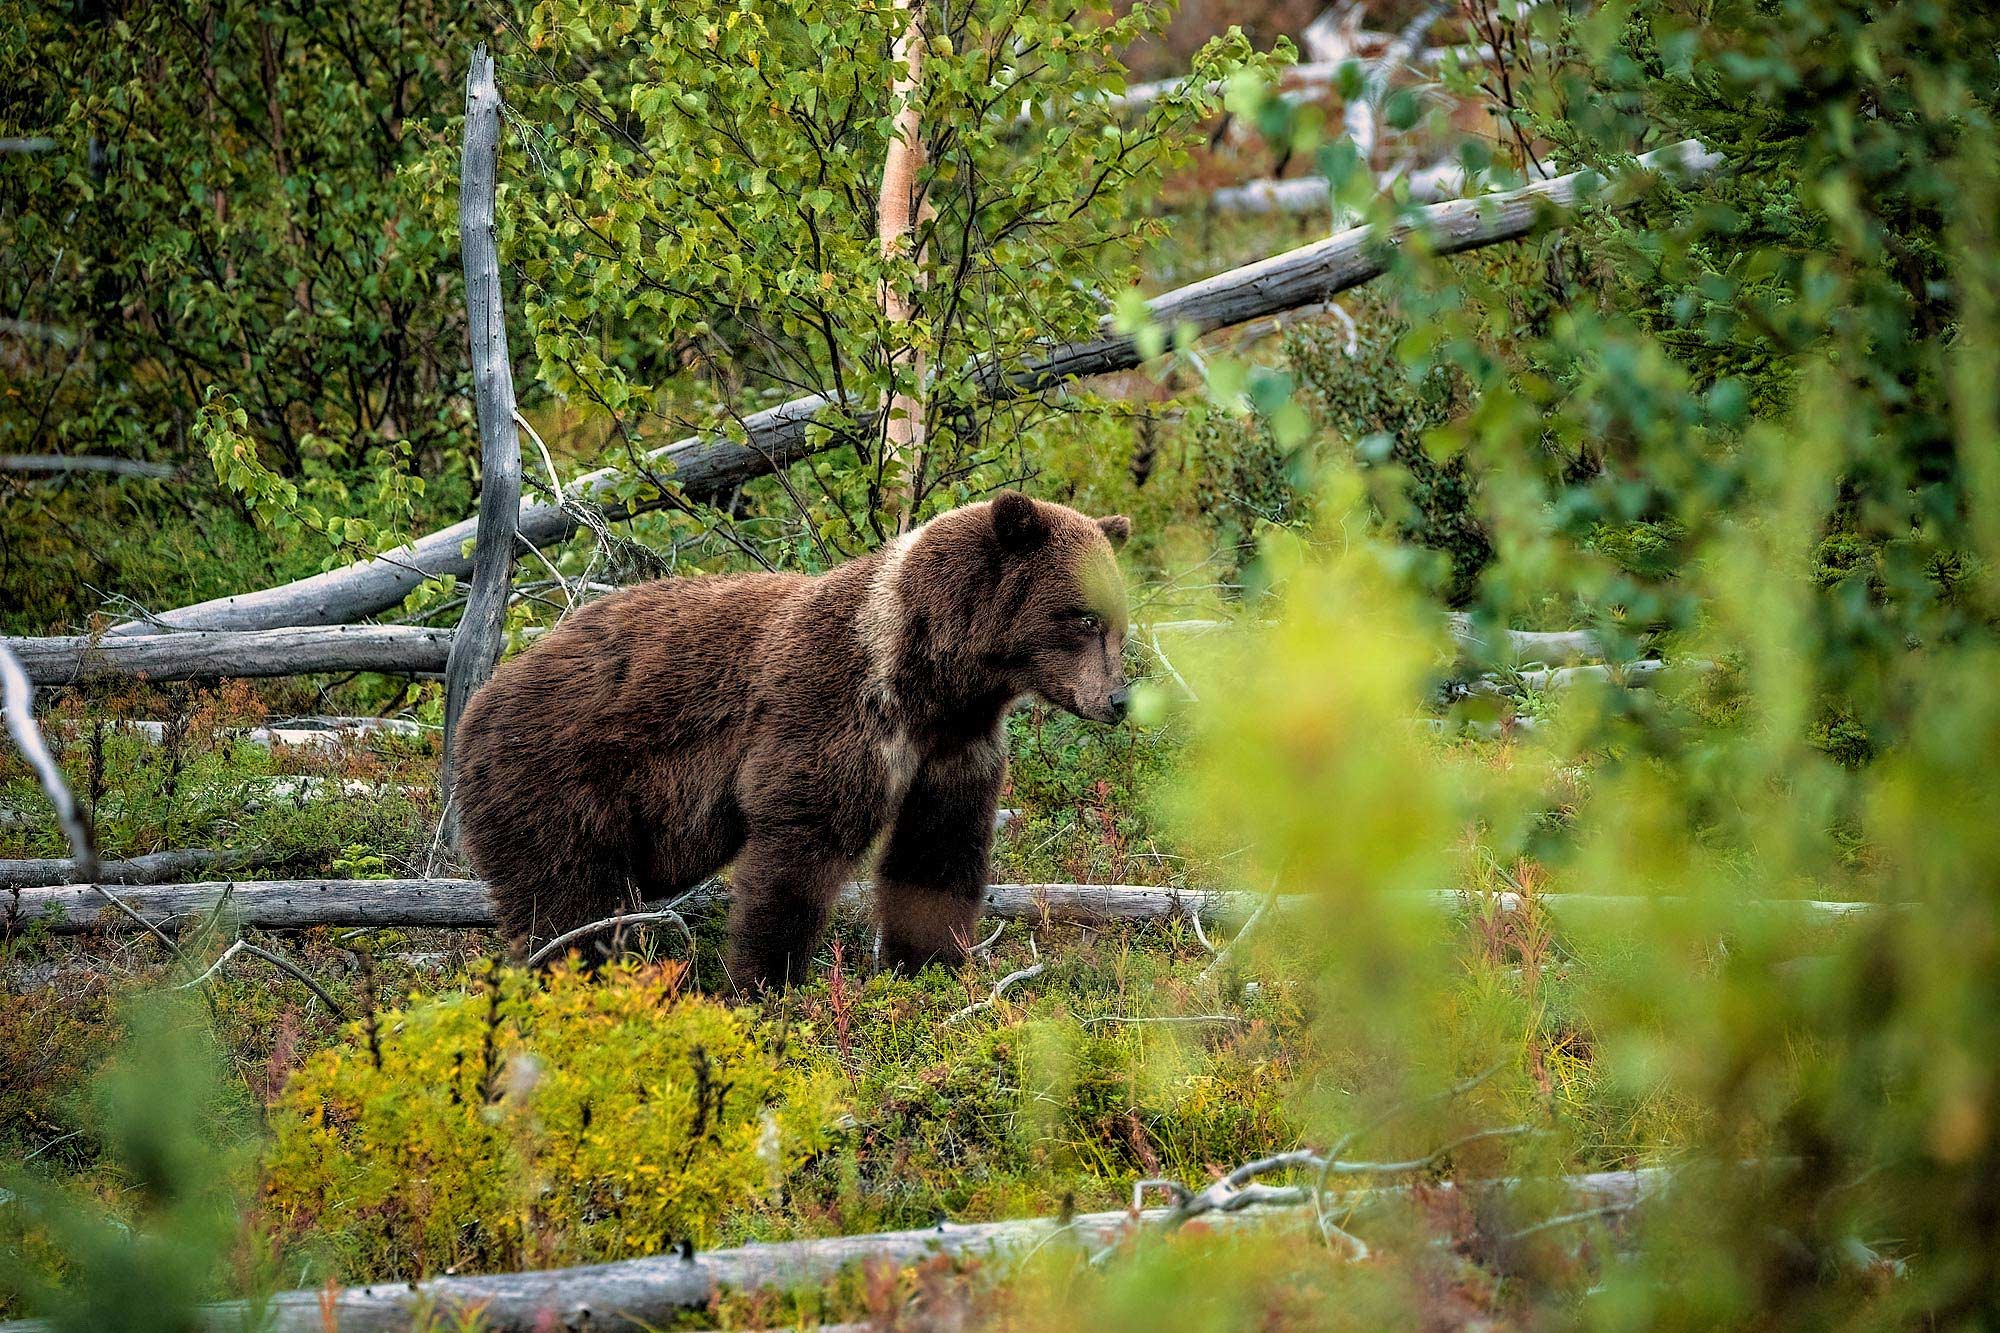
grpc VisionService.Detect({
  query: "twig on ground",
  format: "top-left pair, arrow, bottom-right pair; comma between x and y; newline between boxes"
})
1501,1201 -> 1631,1242
943,952 -> 1048,1026
524,901 -> 698,969
1196,886 -> 1276,986
177,938 -> 348,1016
1318,1123 -> 1537,1176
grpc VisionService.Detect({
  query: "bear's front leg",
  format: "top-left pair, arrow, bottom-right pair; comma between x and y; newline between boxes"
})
725,829 -> 860,991
875,742 -> 1005,974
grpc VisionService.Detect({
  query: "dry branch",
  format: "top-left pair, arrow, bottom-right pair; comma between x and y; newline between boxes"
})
113,141 -> 1721,636
441,44 -> 525,831
3,626 -> 453,685
176,937 -> 347,1015
524,905 -> 697,969
943,956 -> 1046,1025
8,877 -> 1883,937
0,644 -> 96,884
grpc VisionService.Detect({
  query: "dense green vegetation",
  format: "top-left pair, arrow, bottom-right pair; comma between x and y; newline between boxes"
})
5,0 -> 1999,1327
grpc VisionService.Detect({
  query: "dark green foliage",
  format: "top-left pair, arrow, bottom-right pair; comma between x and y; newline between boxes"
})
1286,309 -> 1492,606
0,0 -> 483,628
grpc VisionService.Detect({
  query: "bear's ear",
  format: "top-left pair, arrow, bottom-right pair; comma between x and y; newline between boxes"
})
991,490 -> 1049,553
1096,514 -> 1131,549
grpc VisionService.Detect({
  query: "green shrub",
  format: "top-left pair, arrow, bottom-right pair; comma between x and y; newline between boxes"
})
261,961 -> 840,1279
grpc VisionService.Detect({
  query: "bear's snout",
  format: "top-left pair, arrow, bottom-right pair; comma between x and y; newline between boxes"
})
1107,685 -> 1130,721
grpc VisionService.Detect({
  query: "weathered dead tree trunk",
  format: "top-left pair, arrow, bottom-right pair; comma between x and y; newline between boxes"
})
440,44 -> 524,839
0,643 -> 97,885
1,626 -> 452,685
110,142 -> 1721,636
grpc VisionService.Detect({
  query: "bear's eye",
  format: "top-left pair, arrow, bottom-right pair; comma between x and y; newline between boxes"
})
1072,612 -> 1104,635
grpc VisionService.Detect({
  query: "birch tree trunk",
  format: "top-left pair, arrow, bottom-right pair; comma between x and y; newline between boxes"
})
875,0 -> 930,532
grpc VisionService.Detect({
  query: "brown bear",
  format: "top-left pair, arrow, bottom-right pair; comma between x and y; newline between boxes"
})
451,491 -> 1132,988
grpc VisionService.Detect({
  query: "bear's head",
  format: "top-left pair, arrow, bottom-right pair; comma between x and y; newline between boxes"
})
883,491 -> 1133,726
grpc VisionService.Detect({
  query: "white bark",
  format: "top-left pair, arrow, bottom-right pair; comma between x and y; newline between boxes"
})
875,1 -> 930,528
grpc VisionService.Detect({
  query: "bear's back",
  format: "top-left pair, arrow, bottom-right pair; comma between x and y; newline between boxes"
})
474,571 -> 808,751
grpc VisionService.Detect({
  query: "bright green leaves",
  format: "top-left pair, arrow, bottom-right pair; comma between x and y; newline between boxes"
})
502,0 -> 1272,547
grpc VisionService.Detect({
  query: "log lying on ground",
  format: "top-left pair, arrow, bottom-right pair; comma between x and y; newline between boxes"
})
1446,614 -> 1604,666
1158,615 -> 1609,667
0,1169 -> 1664,1333
65,716 -> 428,748
0,847 -> 283,890
112,141 -> 1721,637
1,453 -> 176,479
3,626 -> 453,685
7,877 -> 1884,937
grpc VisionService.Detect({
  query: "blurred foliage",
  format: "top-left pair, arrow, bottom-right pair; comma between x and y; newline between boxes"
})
5,0 -> 2000,1324
0,993 -> 257,1332
261,960 -> 839,1275
1159,0 -> 2000,1322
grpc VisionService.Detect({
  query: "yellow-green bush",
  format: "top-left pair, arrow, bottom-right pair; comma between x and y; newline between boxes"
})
261,962 -> 840,1279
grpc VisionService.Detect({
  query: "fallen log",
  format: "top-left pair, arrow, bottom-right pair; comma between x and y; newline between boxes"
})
1,453 -> 175,479
1213,158 -> 1559,215
0,1169 -> 1667,1332
0,847 -> 283,890
3,626 -> 453,685
111,141 -> 1722,637
7,877 -> 1882,937
1446,614 -> 1604,666
59,716 -> 429,748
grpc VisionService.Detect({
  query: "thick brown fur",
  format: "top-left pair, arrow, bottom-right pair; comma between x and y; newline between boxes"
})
452,492 -> 1131,988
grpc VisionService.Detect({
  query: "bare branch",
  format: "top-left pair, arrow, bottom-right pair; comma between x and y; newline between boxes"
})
176,938 -> 348,1016
441,43 -> 525,838
943,958 -> 1047,1026
523,905 -> 698,969
2,453 -> 173,478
